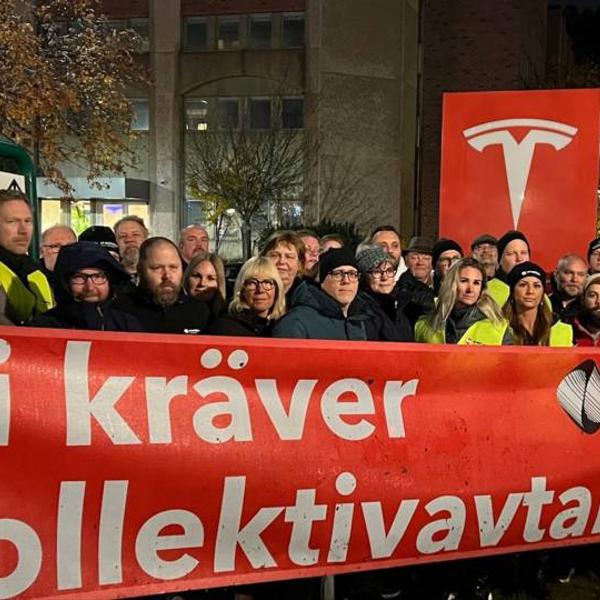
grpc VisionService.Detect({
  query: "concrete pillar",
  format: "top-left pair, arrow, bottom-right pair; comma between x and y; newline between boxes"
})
149,0 -> 181,238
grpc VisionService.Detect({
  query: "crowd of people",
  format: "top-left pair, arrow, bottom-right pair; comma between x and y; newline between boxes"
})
2,187 -> 600,600
2,187 -> 599,349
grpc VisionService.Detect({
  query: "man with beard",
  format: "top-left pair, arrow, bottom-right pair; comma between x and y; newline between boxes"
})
573,274 -> 600,346
30,242 -> 143,331
115,237 -> 209,333
549,254 -> 587,324
114,216 -> 149,280
0,189 -> 54,324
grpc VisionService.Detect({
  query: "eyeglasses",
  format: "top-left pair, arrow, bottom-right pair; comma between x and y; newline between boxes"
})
369,267 -> 397,279
437,256 -> 461,267
70,272 -> 108,285
244,278 -> 275,291
41,243 -> 64,253
328,269 -> 359,282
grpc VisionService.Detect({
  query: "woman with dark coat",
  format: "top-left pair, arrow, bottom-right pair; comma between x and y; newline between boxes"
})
206,256 -> 286,337
355,244 -> 413,342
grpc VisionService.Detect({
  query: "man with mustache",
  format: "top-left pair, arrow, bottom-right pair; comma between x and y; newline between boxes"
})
115,237 -> 209,334
0,188 -> 54,324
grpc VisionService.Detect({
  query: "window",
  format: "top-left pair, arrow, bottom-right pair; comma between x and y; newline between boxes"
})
218,16 -> 240,50
106,18 -> 149,52
282,98 -> 303,129
249,14 -> 271,49
185,99 -> 209,131
249,98 -> 271,129
216,98 -> 240,129
184,17 -> 208,52
282,13 -> 304,48
132,99 -> 150,131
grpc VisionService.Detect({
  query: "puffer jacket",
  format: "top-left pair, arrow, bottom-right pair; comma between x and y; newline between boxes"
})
272,281 -> 396,341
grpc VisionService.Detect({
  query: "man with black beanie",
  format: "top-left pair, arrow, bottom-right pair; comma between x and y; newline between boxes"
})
587,237 -> 600,274
432,238 -> 463,294
273,248 -> 401,341
487,230 -> 531,307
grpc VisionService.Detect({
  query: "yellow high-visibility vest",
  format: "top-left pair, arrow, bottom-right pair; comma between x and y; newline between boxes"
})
0,262 -> 54,323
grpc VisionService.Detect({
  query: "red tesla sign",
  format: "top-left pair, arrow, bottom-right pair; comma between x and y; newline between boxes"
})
439,89 -> 600,269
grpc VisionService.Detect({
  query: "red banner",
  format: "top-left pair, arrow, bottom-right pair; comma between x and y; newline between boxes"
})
439,89 -> 600,270
2,327 -> 600,599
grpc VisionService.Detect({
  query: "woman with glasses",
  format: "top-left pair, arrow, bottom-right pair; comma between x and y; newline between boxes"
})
183,251 -> 226,319
206,257 -> 286,337
355,244 -> 413,341
415,257 -> 502,344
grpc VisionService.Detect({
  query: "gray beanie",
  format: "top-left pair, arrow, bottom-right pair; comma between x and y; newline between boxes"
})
356,245 -> 390,273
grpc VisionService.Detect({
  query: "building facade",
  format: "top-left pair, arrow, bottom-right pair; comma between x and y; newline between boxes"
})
36,0 -> 421,258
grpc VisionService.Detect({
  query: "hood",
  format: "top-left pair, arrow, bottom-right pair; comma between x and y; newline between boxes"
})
54,241 -> 129,303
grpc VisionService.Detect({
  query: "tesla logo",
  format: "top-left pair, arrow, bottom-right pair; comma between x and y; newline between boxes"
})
463,119 -> 578,227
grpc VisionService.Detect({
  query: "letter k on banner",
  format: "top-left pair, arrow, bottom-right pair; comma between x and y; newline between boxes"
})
439,89 -> 600,270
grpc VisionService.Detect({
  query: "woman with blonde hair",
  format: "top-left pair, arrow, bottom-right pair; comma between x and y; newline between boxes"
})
206,256 -> 286,336
183,251 -> 226,318
415,257 -> 503,343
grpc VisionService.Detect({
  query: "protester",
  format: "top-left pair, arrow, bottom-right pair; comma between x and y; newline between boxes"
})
115,237 -> 209,334
320,233 -> 344,253
370,225 -> 406,279
273,247 -> 400,341
207,257 -> 285,337
573,274 -> 600,346
355,244 -> 413,341
471,233 -> 498,279
179,224 -> 210,264
549,254 -> 587,324
114,215 -> 149,278
30,242 -> 143,331
297,229 -> 320,279
39,224 -> 77,273
260,230 -> 305,300
462,261 -> 572,346
432,238 -> 463,294
587,236 -> 600,274
486,230 -> 530,307
0,189 -> 53,323
395,236 -> 435,325
415,257 -> 502,343
183,251 -> 226,319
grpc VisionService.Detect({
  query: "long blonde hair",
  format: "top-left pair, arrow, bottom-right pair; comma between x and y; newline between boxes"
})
229,257 -> 286,320
427,257 -> 503,331
183,251 -> 226,317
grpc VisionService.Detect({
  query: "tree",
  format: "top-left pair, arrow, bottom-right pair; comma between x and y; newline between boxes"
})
186,107 -> 307,259
0,0 -> 148,193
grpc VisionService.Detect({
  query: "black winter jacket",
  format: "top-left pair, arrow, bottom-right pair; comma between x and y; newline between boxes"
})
207,309 -> 273,337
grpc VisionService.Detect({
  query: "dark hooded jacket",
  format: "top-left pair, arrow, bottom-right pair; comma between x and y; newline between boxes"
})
272,281 -> 401,341
30,242 -> 144,332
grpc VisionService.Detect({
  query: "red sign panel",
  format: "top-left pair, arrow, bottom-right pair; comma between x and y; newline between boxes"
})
439,89 -> 600,269
2,327 -> 600,598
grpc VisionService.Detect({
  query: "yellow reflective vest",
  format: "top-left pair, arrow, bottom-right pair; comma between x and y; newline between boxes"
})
0,262 -> 54,323
460,318 -> 573,347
